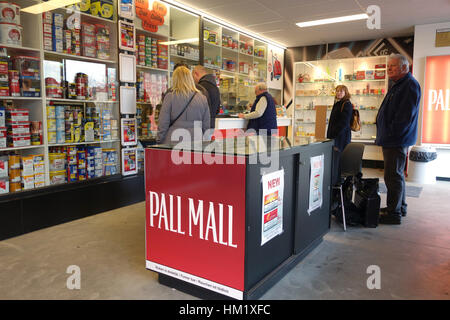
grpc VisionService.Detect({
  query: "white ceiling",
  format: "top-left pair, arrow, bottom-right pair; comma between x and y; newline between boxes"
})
172,0 -> 450,47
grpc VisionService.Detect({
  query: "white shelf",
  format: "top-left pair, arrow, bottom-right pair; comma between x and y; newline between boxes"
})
0,96 -> 42,100
0,145 -> 45,152
46,98 -> 118,103
44,50 -> 116,64
0,43 -> 41,54
204,42 -> 222,49
136,65 -> 169,72
48,140 -> 120,147
222,46 -> 239,53
170,54 -> 199,62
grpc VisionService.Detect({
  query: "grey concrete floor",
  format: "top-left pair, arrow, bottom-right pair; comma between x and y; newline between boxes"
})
0,168 -> 449,300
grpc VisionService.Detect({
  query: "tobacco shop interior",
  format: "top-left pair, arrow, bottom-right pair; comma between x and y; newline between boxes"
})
0,0 -> 449,300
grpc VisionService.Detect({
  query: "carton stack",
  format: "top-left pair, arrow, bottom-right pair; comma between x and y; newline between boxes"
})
157,40 -> 168,69
6,108 -> 30,148
0,106 -> 5,148
81,22 -> 96,58
95,24 -> 110,60
12,56 -> 41,97
0,57 -> 9,96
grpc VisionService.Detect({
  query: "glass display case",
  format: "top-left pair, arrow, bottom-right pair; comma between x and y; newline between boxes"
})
202,24 -> 269,114
169,7 -> 200,73
293,56 -> 388,143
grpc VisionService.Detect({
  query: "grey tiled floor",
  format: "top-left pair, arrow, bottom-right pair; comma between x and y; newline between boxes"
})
0,168 -> 449,300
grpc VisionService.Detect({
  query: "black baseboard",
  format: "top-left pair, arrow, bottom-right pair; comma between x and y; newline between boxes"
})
0,173 -> 145,241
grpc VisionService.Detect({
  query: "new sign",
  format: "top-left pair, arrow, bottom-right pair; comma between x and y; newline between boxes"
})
422,55 -> 450,144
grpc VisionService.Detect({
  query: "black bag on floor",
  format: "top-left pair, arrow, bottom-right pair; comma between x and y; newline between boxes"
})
354,178 -> 380,228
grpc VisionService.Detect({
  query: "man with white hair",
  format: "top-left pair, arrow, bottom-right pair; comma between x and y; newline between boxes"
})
376,54 -> 421,225
238,83 -> 278,135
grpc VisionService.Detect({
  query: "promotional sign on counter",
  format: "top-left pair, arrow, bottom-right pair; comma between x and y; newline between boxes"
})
422,55 -> 450,145
145,149 -> 247,299
261,169 -> 284,246
308,154 -> 324,214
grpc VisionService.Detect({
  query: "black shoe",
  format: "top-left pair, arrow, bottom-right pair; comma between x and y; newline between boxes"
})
381,207 -> 407,217
379,212 -> 401,225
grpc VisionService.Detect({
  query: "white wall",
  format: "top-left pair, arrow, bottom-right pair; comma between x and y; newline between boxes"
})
413,21 -> 450,179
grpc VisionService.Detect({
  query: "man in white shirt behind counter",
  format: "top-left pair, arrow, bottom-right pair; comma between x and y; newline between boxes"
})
238,83 -> 278,136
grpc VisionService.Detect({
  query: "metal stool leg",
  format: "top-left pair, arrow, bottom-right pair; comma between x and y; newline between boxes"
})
339,185 -> 347,231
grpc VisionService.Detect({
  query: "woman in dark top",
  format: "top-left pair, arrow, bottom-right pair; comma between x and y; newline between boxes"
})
327,85 -> 353,152
327,85 -> 353,186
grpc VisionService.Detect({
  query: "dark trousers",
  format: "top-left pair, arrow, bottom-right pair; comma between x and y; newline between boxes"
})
382,147 -> 408,215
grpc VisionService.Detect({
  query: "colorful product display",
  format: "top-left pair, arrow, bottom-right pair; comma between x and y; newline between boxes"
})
137,35 -> 168,70
0,2 -> 22,46
136,71 -> 167,104
48,145 -> 116,185
42,12 -> 111,59
0,54 -> 41,98
46,103 -> 116,145
0,153 -> 45,193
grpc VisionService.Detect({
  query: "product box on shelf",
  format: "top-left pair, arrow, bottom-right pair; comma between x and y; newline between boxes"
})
0,2 -> 21,25
0,106 -> 4,126
0,178 -> 8,193
0,126 -> 6,148
49,153 -> 65,172
22,174 -> 34,190
7,133 -> 30,147
7,121 -> 30,135
375,69 -> 385,80
6,108 -> 29,122
50,170 -> 65,185
95,24 -> 110,60
0,155 -> 7,177
53,13 -> 64,28
90,0 -> 114,20
356,71 -> 365,81
12,56 -> 41,97
0,22 -> 22,46
42,12 -> 52,24
9,69 -> 20,96
21,155 -> 34,176
33,154 -> 44,174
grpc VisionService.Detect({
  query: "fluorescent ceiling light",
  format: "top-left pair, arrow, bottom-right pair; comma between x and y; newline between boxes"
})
160,38 -> 199,45
160,0 -> 287,50
296,13 -> 369,28
22,0 -> 81,14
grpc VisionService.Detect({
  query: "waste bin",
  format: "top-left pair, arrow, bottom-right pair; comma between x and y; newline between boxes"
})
407,146 -> 437,184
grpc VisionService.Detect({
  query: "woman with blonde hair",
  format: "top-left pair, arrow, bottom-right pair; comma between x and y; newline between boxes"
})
157,66 -> 210,144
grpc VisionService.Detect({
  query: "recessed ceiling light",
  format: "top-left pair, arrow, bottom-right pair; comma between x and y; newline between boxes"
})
296,13 -> 369,28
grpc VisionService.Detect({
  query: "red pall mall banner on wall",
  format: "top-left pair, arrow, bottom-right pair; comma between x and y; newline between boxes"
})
422,55 -> 450,144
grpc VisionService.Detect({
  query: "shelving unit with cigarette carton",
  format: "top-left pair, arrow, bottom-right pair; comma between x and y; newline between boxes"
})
293,56 -> 388,160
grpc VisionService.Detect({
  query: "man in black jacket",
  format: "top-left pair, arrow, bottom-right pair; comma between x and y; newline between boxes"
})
193,66 -> 221,129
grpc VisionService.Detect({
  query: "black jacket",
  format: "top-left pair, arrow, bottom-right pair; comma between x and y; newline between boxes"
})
198,74 -> 221,128
326,99 -> 353,152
